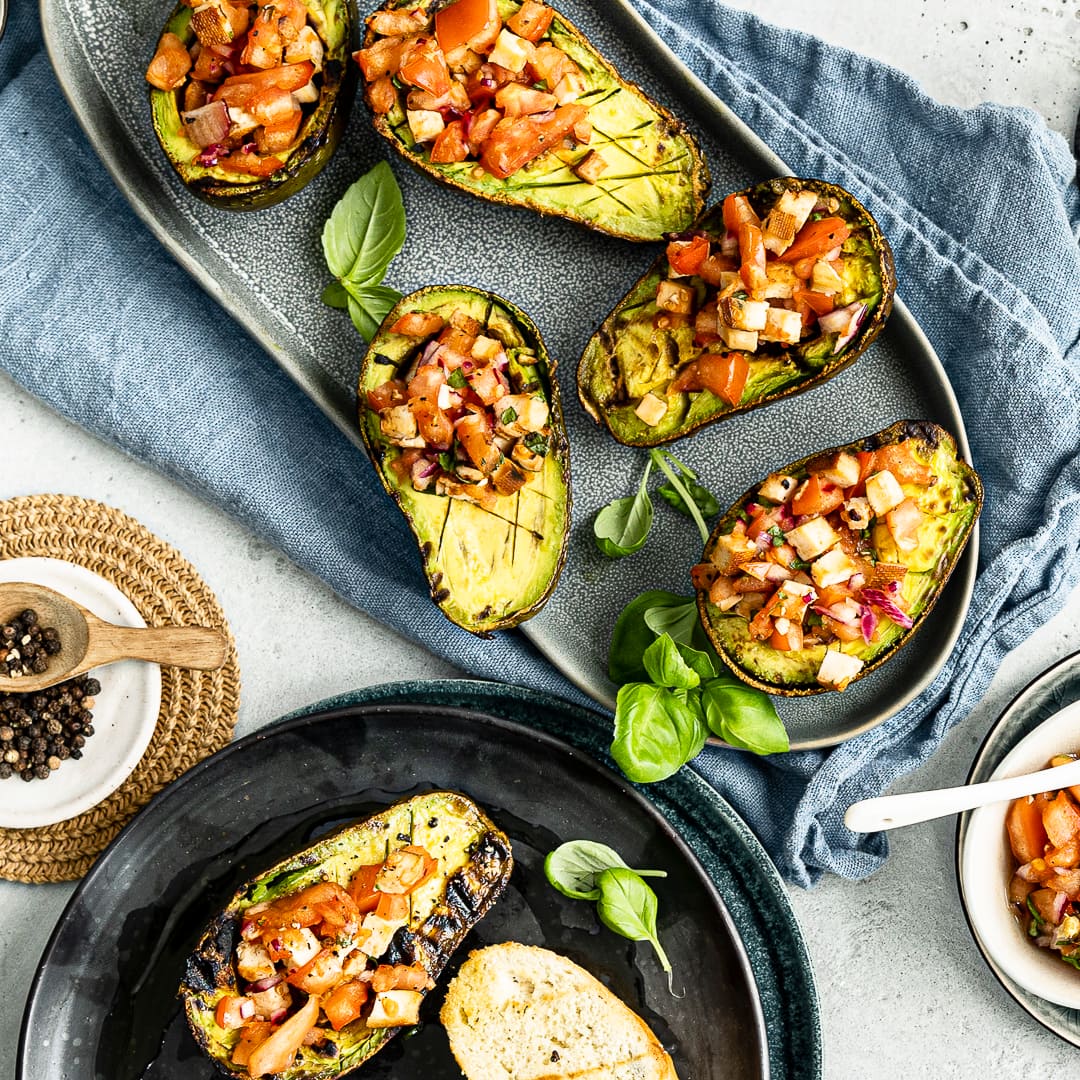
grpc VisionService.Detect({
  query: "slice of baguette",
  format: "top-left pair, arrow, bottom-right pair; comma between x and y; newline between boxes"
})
440,942 -> 679,1080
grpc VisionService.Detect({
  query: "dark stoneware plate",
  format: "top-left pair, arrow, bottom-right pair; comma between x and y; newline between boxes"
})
41,0 -> 977,747
956,651 -> 1080,1046
18,680 -> 821,1080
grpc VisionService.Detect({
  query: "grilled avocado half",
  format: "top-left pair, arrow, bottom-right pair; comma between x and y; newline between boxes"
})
696,421 -> 982,694
359,286 -> 571,636
180,791 -> 514,1078
149,0 -> 356,209
357,0 -> 709,240
578,177 -> 897,446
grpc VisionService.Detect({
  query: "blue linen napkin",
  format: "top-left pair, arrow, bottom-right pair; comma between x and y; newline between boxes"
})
2,0 -> 1078,886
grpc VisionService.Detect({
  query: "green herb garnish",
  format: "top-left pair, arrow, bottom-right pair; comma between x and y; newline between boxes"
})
501,406 -> 518,424
447,367 -> 468,389
596,868 -> 673,987
523,431 -> 548,456
320,160 -> 405,340
544,840 -> 666,901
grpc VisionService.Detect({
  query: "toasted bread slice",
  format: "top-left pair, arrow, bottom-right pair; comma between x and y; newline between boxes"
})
440,942 -> 678,1080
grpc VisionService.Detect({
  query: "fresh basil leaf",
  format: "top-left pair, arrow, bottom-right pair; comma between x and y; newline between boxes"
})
650,449 -> 710,545
608,590 -> 692,685
642,633 -> 699,690
523,431 -> 548,456
321,281 -> 349,310
595,457 -> 654,558
595,867 -> 672,977
322,160 -> 406,285
657,477 -> 720,519
611,683 -> 708,783
345,285 -> 403,343
544,840 -> 666,901
447,367 -> 468,389
675,641 -> 717,680
701,679 -> 788,755
643,599 -> 699,645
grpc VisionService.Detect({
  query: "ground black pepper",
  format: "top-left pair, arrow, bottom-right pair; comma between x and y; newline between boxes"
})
0,675 -> 101,782
0,608 -> 62,680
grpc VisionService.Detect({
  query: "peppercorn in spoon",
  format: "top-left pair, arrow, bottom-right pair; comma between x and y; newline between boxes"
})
0,581 -> 226,693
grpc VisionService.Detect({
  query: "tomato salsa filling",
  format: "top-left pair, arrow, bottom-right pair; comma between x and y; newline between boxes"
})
627,187 -> 883,430
1008,762 -> 1080,972
355,0 -> 603,182
145,0 -> 327,177
694,439 -> 937,691
367,306 -> 553,510
214,845 -> 440,1076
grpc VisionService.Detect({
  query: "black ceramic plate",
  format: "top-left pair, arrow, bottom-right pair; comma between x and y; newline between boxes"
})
18,680 -> 820,1079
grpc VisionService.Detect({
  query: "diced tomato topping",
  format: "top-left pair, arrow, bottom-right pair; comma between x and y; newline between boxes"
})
671,352 -> 748,407
872,442 -> 935,485
399,37 -> 452,97
247,993 -> 320,1078
455,411 -> 501,472
371,962 -> 435,992
216,60 -> 314,100
791,474 -> 844,517
410,397 -> 454,449
480,104 -> 587,179
435,0 -> 499,53
374,846 -> 438,895
215,995 -> 254,1031
721,192 -> 760,235
348,863 -> 383,912
430,119 -> 470,163
231,1022 -> 274,1068
507,0 -> 554,41
528,43 -> 575,87
769,622 -> 804,651
666,235 -> 710,277
374,891 -> 408,921
146,32 -> 192,91
322,980 -> 370,1031
1007,795 -> 1052,864
779,217 -> 851,263
218,150 -> 285,177
737,223 -> 767,297
368,74 -> 398,114
353,37 -> 405,81
367,379 -> 407,412
467,107 -> 502,155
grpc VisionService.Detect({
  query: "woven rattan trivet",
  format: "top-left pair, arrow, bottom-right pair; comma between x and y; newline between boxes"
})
0,494 -> 240,883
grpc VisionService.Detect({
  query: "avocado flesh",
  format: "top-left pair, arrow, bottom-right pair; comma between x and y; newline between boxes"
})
149,0 -> 355,208
698,421 -> 983,694
180,791 -> 514,1079
578,177 -> 897,447
365,0 -> 709,240
359,287 -> 571,636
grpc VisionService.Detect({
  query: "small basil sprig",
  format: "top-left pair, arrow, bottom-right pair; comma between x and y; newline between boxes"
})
607,593 -> 789,779
321,160 -> 406,340
544,839 -> 666,901
545,842 -> 673,990
593,449 -> 716,559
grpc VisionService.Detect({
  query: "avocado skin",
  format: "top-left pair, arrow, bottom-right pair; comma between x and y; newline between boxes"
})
358,286 -> 572,636
359,0 -> 710,241
149,0 -> 357,210
697,420 -> 983,696
577,176 -> 898,447
179,791 -> 514,1079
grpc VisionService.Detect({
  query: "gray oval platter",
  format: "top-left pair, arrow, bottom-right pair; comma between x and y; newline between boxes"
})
956,650 -> 1080,1045
18,680 -> 821,1079
41,0 -> 978,748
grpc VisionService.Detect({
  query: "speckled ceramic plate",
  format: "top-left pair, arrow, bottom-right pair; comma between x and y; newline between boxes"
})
41,0 -> 977,748
18,680 -> 820,1080
956,650 -> 1080,1045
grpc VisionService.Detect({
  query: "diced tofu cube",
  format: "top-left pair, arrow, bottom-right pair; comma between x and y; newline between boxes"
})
758,473 -> 798,504
553,71 -> 587,104
810,547 -> 858,589
814,451 -> 861,488
811,259 -> 844,295
765,189 -> 818,255
785,516 -> 840,561
764,262 -> 799,299
719,324 -> 758,351
285,25 -> 324,69
720,295 -> 768,331
865,469 -> 905,516
280,927 -> 321,970
656,280 -> 694,314
471,335 -> 502,361
634,392 -> 668,427
816,648 -> 864,690
760,306 -> 803,345
406,109 -> 445,143
775,580 -> 817,620
710,531 -> 757,575
235,941 -> 276,983
359,912 -> 405,959
573,149 -> 608,184
718,271 -> 741,291
251,980 -> 292,1017
488,28 -> 531,72
367,990 -> 424,1028
841,496 -> 872,531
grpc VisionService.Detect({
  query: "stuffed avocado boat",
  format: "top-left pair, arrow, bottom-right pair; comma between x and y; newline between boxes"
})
145,0 -> 356,208
180,791 -> 513,1078
578,177 -> 896,446
353,0 -> 709,240
359,286 -> 570,635
692,421 -> 982,694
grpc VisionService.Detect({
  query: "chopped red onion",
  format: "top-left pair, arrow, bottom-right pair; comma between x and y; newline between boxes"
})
754,532 -> 772,553
247,973 -> 284,993
765,564 -> 793,583
860,605 -> 878,644
196,142 -> 226,167
418,459 -> 440,479
421,340 -> 442,364
269,1008 -> 288,1024
240,998 -> 257,1019
833,304 -> 868,353
720,232 -> 739,257
181,101 -> 230,149
241,141 -> 257,155
849,572 -> 866,590
862,588 -> 913,628
1051,891 -> 1071,922
479,77 -> 496,88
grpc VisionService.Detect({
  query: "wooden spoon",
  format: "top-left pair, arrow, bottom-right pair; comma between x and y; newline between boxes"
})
0,581 -> 227,693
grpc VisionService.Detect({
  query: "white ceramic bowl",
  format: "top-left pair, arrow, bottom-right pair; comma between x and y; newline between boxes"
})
960,698 -> 1080,1009
0,557 -> 162,828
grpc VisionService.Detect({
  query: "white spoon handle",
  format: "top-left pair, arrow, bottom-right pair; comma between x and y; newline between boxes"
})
844,759 -> 1080,833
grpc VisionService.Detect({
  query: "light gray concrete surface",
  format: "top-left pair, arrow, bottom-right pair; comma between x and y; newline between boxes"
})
2,2 -> 1079,1077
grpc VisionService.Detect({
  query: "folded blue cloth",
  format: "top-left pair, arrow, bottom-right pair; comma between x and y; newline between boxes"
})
2,0 -> 1078,887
